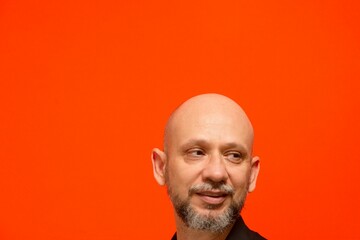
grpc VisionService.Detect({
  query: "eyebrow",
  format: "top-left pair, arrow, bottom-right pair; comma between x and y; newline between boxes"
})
179,139 -> 249,153
179,139 -> 210,150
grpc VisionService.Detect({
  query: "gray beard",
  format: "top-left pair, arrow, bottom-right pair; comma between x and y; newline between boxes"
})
168,183 -> 247,233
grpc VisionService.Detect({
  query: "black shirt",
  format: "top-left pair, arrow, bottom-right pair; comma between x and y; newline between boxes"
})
171,216 -> 266,240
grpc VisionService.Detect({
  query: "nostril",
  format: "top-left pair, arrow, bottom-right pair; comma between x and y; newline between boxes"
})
202,170 -> 229,183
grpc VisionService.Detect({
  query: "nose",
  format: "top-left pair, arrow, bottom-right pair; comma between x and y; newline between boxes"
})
201,154 -> 229,183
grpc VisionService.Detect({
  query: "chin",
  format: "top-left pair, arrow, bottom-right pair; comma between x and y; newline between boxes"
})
193,202 -> 230,215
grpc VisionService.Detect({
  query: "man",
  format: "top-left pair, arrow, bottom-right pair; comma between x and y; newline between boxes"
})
151,93 -> 266,240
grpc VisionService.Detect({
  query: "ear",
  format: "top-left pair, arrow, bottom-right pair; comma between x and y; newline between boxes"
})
248,156 -> 260,193
151,148 -> 167,186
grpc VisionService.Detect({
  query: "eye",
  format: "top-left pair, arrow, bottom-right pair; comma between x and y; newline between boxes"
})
186,149 -> 205,159
225,151 -> 244,163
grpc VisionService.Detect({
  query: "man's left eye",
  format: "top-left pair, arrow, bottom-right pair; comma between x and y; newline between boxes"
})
225,152 -> 243,162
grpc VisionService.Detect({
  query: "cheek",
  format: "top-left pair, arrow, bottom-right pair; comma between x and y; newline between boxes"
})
166,160 -> 201,194
227,167 -> 251,191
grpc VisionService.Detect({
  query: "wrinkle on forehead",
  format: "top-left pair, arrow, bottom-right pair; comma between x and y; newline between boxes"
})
163,93 -> 254,153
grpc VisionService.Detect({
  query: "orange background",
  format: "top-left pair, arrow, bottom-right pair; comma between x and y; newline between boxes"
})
1,0 -> 359,239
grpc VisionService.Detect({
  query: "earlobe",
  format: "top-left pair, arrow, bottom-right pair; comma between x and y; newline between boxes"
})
151,148 -> 167,186
248,156 -> 260,193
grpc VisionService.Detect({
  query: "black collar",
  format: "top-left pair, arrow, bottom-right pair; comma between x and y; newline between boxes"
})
171,216 -> 266,240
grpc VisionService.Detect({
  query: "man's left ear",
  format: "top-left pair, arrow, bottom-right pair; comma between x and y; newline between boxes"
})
248,156 -> 260,193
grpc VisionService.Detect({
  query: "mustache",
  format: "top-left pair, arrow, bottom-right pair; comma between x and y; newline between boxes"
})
189,182 -> 234,196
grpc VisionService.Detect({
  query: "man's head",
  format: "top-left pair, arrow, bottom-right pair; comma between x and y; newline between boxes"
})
152,93 -> 260,233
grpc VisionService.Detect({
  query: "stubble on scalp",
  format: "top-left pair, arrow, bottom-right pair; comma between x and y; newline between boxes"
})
162,93 -> 255,155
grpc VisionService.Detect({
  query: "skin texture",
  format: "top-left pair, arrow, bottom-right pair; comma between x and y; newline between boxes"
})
152,93 -> 260,240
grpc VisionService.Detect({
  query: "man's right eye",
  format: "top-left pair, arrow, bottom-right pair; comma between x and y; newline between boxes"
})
187,149 -> 205,157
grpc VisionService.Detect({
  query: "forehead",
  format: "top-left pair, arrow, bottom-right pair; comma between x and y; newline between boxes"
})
166,107 -> 254,152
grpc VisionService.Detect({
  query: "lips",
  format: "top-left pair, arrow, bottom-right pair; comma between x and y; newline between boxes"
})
196,191 -> 228,205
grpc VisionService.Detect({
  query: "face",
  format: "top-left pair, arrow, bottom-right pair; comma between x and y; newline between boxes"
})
162,108 -> 259,232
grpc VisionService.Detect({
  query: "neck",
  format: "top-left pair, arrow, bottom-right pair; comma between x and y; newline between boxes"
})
174,214 -> 234,240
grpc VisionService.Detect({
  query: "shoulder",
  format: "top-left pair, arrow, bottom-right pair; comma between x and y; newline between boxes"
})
226,216 -> 266,240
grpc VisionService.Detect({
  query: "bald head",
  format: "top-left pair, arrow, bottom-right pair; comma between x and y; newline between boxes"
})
164,93 -> 254,155
152,94 -> 262,237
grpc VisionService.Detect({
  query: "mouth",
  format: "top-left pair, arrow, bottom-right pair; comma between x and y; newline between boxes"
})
196,191 -> 228,205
